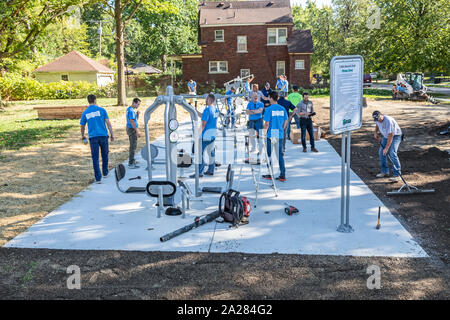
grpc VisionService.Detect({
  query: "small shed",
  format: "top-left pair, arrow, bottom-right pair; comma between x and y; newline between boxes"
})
126,63 -> 162,75
34,51 -> 115,87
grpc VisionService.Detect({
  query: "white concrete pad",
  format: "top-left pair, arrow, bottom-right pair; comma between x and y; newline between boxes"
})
5,122 -> 427,257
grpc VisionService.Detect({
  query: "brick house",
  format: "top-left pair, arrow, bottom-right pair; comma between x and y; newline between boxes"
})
171,0 -> 314,89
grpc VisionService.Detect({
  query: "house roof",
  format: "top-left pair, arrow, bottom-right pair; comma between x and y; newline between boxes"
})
34,51 -> 115,73
199,0 -> 293,26
126,63 -> 162,75
287,29 -> 314,53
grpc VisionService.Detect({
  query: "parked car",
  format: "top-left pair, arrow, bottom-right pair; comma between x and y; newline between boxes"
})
364,73 -> 372,87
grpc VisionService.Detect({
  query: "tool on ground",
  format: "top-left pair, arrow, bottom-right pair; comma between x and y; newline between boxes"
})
284,202 -> 299,216
160,210 -> 220,242
376,206 -> 381,229
129,176 -> 141,181
218,189 -> 251,227
386,155 -> 435,196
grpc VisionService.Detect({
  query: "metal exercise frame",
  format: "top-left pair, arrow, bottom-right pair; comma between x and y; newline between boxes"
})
144,86 -> 202,200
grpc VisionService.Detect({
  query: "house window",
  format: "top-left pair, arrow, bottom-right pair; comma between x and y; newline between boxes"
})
237,36 -> 247,52
209,61 -> 228,74
267,28 -> 287,45
276,61 -> 285,77
214,30 -> 224,42
61,74 -> 69,81
295,60 -> 305,70
240,69 -> 250,78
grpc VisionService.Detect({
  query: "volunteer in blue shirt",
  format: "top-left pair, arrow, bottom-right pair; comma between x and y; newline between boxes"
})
261,82 -> 272,108
277,94 -> 296,153
191,93 -> 219,177
244,75 -> 254,100
225,86 -> 236,127
281,75 -> 289,97
275,76 -> 284,93
373,111 -> 403,182
80,94 -> 115,183
187,79 -> 197,94
263,91 -> 288,182
246,92 -> 264,152
126,97 -> 141,169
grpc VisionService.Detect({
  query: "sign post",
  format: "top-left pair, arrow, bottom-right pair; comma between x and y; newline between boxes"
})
330,55 -> 364,233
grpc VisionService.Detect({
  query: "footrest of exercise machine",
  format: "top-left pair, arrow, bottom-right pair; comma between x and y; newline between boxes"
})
202,186 -> 223,194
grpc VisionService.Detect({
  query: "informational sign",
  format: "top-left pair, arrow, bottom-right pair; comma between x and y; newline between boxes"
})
330,55 -> 364,134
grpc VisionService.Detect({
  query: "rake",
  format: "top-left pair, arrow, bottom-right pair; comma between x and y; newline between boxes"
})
386,155 -> 435,196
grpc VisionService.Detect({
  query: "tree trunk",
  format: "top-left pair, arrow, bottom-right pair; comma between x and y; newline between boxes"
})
161,54 -> 167,72
115,0 -> 127,106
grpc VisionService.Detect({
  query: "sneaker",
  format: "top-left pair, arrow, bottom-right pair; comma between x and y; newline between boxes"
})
276,176 -> 286,182
376,173 -> 388,178
311,148 -> 319,153
204,171 -> 214,176
95,180 -> 102,184
302,148 -> 307,153
389,176 -> 400,182
262,175 -> 272,180
128,163 -> 140,169
189,173 -> 203,178
103,171 -> 109,178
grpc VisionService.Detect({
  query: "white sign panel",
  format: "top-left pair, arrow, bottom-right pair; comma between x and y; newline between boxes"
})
330,55 -> 363,134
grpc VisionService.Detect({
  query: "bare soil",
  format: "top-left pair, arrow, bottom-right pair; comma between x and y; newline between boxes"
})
0,97 -> 449,300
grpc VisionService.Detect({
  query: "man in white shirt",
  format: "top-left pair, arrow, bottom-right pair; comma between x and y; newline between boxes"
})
373,111 -> 403,181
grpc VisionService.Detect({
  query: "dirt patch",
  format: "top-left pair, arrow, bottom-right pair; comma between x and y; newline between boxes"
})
312,98 -> 450,265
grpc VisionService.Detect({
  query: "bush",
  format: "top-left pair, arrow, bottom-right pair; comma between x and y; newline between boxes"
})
0,73 -> 116,101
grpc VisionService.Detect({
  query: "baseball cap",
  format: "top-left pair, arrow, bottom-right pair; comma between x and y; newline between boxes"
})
372,111 -> 381,121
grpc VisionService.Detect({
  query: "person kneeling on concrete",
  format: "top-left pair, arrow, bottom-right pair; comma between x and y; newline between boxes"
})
190,93 -> 219,178
126,97 -> 141,169
262,91 -> 288,182
372,111 -> 403,182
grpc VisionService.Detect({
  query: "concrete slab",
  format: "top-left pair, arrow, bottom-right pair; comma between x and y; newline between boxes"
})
4,122 -> 427,257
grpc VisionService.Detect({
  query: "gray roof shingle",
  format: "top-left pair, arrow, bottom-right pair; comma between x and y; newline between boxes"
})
287,29 -> 314,53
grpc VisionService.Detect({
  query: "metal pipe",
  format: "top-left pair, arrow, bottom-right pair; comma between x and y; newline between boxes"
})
144,97 -> 165,181
339,132 -> 346,230
345,131 -> 351,227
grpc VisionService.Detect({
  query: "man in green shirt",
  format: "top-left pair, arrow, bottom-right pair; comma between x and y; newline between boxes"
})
287,85 -> 302,129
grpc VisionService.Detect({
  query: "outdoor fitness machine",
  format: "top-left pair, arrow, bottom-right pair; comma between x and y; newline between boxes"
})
330,55 -> 364,233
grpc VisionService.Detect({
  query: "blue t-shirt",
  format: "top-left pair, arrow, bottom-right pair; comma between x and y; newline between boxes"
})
80,105 -> 109,138
277,97 -> 295,114
126,106 -> 138,129
282,80 -> 289,92
247,101 -> 264,121
276,79 -> 283,91
201,105 -> 219,140
225,90 -> 233,107
263,104 -> 288,139
188,81 -> 196,92
244,82 -> 251,93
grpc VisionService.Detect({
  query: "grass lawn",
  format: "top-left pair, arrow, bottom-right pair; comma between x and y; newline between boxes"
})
0,97 -> 155,151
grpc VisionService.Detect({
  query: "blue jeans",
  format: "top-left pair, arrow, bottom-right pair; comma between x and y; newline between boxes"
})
379,135 -> 402,176
267,137 -> 285,178
293,114 -> 301,129
89,136 -> 109,181
227,106 -> 235,127
199,139 -> 215,174
300,117 -> 315,149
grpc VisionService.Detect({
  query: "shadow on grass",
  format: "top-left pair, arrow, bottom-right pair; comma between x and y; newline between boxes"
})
0,124 -> 76,150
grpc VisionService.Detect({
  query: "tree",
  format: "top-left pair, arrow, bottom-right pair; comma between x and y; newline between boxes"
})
0,0 -> 87,62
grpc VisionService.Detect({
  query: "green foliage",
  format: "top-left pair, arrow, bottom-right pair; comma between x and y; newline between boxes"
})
0,73 -> 116,101
292,0 -> 450,76
0,0 -> 88,61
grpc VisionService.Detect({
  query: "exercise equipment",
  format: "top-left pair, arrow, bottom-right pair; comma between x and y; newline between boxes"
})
129,176 -> 141,181
201,164 -> 234,194
114,164 -> 146,193
146,181 -> 177,218
140,143 -> 166,165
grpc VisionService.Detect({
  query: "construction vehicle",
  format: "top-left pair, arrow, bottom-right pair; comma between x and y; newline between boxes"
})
392,72 -> 438,104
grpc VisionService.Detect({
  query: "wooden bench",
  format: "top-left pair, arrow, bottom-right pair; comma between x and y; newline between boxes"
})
33,105 -> 87,120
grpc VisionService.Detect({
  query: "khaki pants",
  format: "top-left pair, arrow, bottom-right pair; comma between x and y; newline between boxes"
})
126,127 -> 138,165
